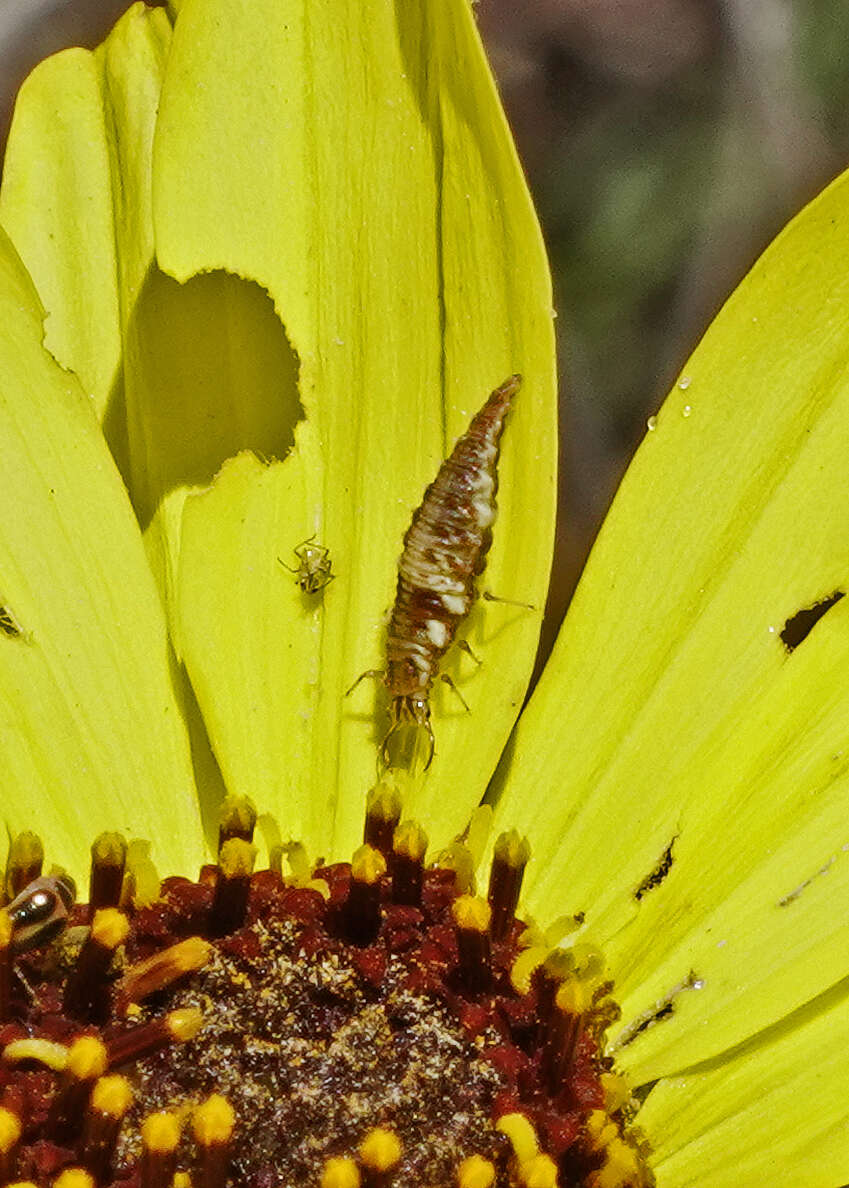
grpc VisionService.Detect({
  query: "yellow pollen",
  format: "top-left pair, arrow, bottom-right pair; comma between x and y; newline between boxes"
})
457,1154 -> 496,1188
366,780 -> 403,824
90,907 -> 130,948
218,838 -> 256,879
493,829 -> 531,868
2,1037 -> 68,1070
140,1112 -> 181,1153
91,831 -> 127,866
90,1074 -> 133,1117
173,1174 -> 191,1188
219,794 -> 257,838
509,945 -> 548,995
166,1006 -> 204,1042
585,1110 -> 618,1150
392,820 -> 428,861
66,1036 -> 108,1079
5,1183 -> 38,1188
0,1107 -> 21,1151
518,1153 -> 559,1187
320,1156 -> 361,1188
594,1139 -> 642,1188
496,1113 -> 539,1163
452,894 -> 492,934
192,1095 -> 236,1145
0,909 -> 12,949
358,1126 -> 402,1170
350,844 -> 386,885
52,1171 -> 94,1188
600,1073 -> 632,1114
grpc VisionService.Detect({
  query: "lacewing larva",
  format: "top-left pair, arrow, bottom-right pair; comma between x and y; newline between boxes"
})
349,374 -> 521,767
279,535 -> 335,595
7,873 -> 76,954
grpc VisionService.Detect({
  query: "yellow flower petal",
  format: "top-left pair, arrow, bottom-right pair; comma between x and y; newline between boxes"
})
0,227 -> 202,880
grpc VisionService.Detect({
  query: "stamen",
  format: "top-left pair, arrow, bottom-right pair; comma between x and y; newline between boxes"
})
452,895 -> 492,995
107,1006 -> 203,1067
359,1126 -> 402,1181
390,820 -> 428,907
88,832 -> 127,913
48,1036 -> 108,1142
4,831 -> 43,900
63,908 -> 129,1019
218,794 -> 257,851
81,1074 -> 133,1180
193,1094 -> 236,1188
2,1036 -> 69,1069
0,909 -> 12,1022
117,935 -> 212,1008
0,1105 -> 22,1183
496,1113 -> 540,1164
321,1157 -> 361,1188
542,976 -> 591,1093
363,780 -> 403,857
456,1154 -> 496,1188
342,844 -> 386,945
140,1112 -> 181,1188
209,839 -> 256,936
487,830 -> 530,941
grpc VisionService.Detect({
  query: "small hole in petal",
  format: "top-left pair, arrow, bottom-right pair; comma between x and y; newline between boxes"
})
780,591 -> 845,652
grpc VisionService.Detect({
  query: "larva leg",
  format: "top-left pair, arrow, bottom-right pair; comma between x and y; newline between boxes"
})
482,590 -> 536,610
455,639 -> 482,665
345,669 -> 385,697
438,672 -> 470,712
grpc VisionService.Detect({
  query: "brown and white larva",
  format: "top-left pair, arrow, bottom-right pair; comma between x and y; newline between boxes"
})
350,374 -> 521,768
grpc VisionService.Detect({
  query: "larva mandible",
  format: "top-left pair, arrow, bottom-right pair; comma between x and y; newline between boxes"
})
350,373 -> 521,768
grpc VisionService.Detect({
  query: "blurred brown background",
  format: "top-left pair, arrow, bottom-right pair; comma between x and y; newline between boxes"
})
2,0 -> 847,656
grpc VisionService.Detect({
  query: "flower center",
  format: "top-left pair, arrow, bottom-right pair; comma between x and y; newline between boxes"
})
0,795 -> 653,1188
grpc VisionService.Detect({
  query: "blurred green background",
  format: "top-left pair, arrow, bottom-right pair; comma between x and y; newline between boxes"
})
2,0 -> 846,656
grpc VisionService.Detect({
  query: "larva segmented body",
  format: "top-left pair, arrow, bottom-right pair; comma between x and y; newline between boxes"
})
383,373 -> 521,764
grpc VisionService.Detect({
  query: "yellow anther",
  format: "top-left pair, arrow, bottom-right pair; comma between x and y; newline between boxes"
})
173,1174 -> 192,1188
218,838 -> 256,879
67,1036 -> 108,1079
519,1153 -> 559,1187
166,1007 -> 204,1042
496,1113 -> 539,1163
392,820 -> 429,862
457,1154 -> 496,1188
510,946 -> 548,995
193,1094 -> 236,1145
91,832 -> 127,866
141,1112 -> 181,1153
359,1126 -> 402,1170
52,1171 -> 95,1188
0,1106 -> 21,1151
554,975 -> 592,1016
366,780 -> 403,825
0,909 -> 12,948
2,1037 -> 68,1070
452,894 -> 492,934
90,1074 -> 133,1117
585,1110 -> 618,1150
90,908 -> 130,948
438,842 -> 476,893
493,829 -> 531,868
320,1156 -> 361,1188
350,844 -> 386,885
218,794 -> 257,838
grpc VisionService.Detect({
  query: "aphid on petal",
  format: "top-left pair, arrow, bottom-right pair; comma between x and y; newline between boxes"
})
349,374 -> 521,769
7,874 -> 76,954
279,535 -> 335,595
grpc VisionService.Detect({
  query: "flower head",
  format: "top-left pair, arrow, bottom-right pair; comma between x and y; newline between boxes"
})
0,2 -> 847,1186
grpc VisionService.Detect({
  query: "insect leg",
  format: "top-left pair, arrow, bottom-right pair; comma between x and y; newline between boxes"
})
345,669 -> 385,697
438,672 -> 470,712
482,590 -> 536,610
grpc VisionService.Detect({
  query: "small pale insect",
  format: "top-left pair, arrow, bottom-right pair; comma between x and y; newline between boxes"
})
280,535 -> 335,594
7,873 -> 76,955
349,374 -> 521,768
